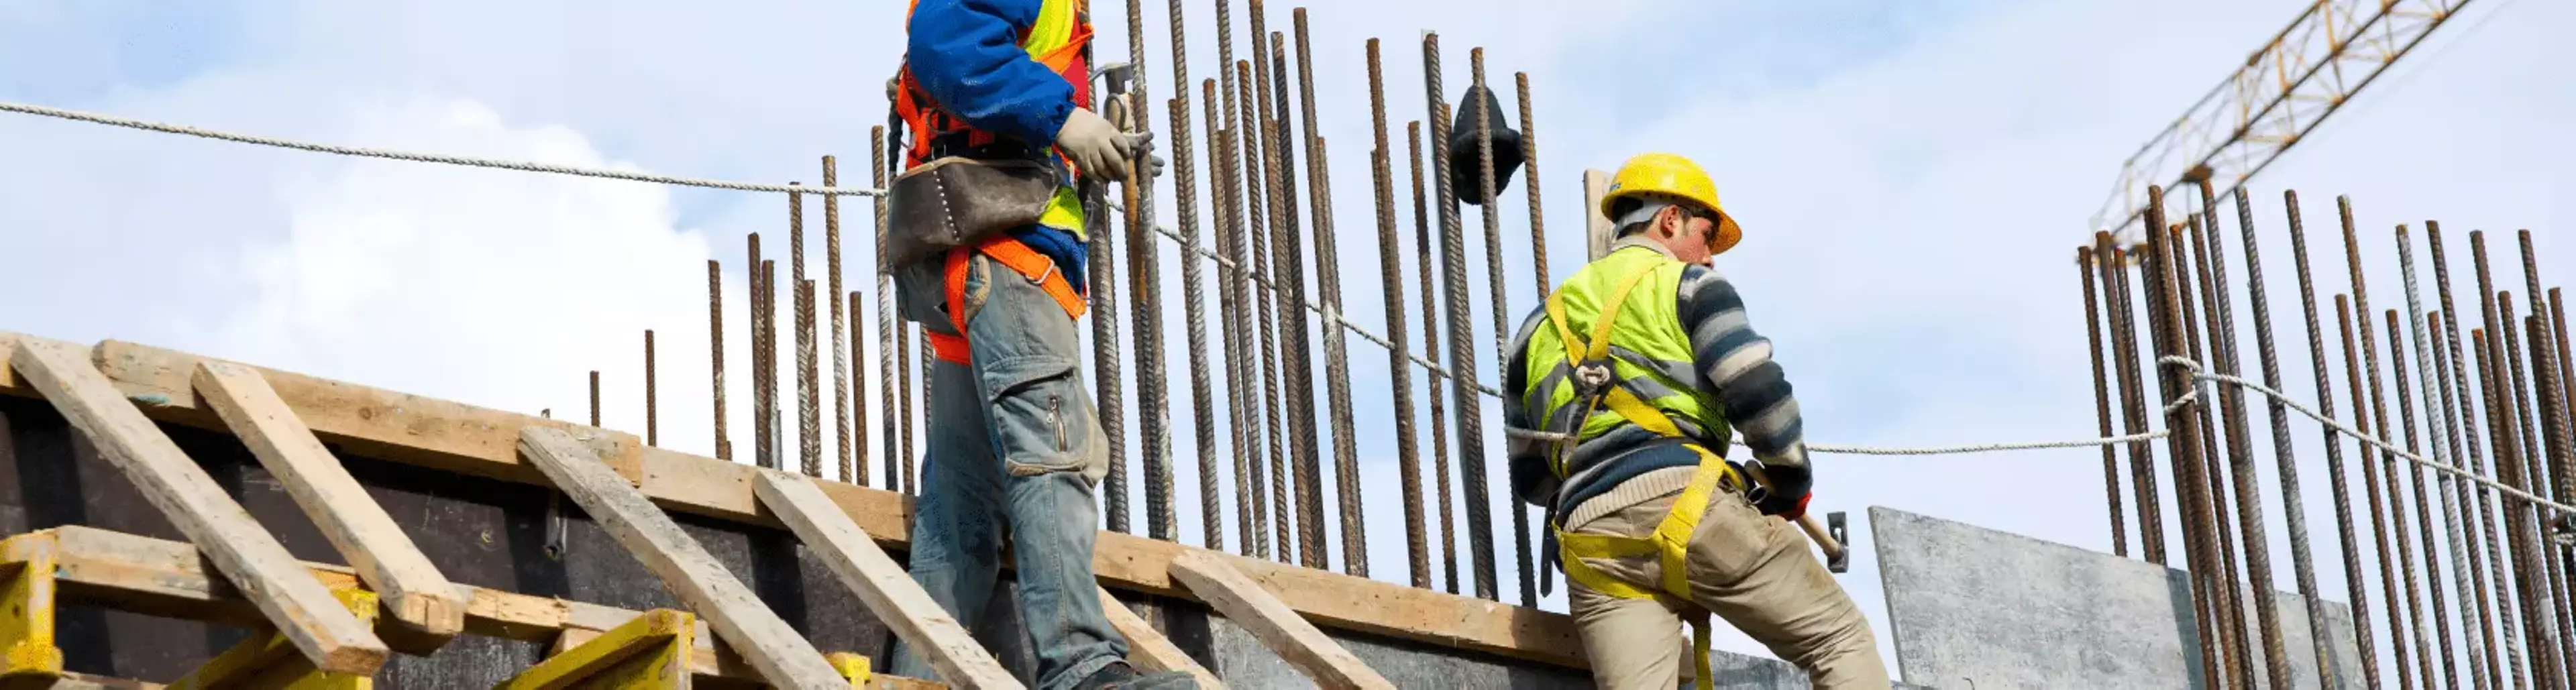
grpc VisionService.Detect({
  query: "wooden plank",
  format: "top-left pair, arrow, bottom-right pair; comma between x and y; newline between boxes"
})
1167,551 -> 1393,690
1583,168 -> 1616,262
0,332 -> 25,397
190,360 -> 467,641
516,427 -> 846,689
32,526 -> 947,689
3,336 -> 1591,669
1095,587 -> 1224,689
5,337 -> 388,676
89,340 -> 644,487
751,471 -> 1022,689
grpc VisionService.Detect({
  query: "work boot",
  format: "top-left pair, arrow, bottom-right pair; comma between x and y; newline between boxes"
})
1446,82 -> 1524,203
1073,660 -> 1200,689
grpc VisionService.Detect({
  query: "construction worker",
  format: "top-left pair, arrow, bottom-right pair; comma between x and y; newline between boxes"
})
1503,152 -> 1888,689
881,1 -> 1191,689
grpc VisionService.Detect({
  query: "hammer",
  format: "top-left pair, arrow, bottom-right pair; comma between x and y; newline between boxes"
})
1738,460 -> 1851,574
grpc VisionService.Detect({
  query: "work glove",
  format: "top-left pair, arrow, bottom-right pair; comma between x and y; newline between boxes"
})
1744,461 -> 1812,520
1057,107 -> 1153,183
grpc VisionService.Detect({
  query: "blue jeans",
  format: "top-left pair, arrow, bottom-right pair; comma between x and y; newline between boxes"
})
887,247 -> 1125,689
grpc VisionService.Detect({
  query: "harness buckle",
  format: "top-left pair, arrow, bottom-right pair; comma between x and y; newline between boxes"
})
1572,361 -> 1614,396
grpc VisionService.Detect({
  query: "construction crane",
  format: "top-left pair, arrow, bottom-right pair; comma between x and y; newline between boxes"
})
2091,0 -> 2479,242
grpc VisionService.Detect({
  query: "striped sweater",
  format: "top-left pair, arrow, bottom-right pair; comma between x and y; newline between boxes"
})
1504,238 -> 1811,525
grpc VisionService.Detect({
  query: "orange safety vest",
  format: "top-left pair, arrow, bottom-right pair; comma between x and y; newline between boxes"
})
894,0 -> 1096,364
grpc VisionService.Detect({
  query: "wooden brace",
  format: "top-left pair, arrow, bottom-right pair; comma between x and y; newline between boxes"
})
164,588 -> 380,690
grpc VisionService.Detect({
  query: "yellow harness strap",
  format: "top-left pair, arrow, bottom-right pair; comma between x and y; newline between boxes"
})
1540,260 -> 1733,690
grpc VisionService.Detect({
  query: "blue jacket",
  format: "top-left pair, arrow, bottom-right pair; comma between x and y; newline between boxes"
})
907,0 -> 1089,292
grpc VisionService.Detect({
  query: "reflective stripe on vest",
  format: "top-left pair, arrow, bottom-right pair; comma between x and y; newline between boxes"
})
895,0 -> 1092,238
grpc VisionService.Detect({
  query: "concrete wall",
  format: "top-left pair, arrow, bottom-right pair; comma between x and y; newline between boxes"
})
1872,506 -> 2365,689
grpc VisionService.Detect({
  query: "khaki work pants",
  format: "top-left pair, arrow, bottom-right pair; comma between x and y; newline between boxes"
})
1564,484 -> 1890,689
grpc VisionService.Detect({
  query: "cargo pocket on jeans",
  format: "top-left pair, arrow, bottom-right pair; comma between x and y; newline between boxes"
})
978,354 -> 1093,477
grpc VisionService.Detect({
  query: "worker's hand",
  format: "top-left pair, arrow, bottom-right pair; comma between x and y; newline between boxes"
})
1057,107 -> 1153,183
1758,491 -> 1811,522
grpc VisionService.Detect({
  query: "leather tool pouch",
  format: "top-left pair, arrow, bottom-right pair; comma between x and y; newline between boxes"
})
883,156 -> 1061,271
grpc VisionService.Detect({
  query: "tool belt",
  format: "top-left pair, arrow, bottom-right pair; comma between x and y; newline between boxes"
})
882,155 -> 1065,272
924,234 -> 1089,364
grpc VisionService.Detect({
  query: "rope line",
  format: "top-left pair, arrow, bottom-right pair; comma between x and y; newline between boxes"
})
21,99 -> 2576,506
0,101 -> 888,198
2158,355 -> 2576,516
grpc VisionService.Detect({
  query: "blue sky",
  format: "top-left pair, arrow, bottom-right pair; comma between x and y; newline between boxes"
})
5,0 -> 2573,681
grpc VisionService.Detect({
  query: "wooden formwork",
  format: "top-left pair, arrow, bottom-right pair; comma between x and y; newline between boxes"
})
0,331 -> 1542,688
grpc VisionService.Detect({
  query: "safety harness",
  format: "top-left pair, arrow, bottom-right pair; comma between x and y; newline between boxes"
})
1537,260 -> 1743,690
891,0 -> 1096,365
924,233 -> 1089,364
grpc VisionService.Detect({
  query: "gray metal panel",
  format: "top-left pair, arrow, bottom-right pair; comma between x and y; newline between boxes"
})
1872,506 -> 2361,689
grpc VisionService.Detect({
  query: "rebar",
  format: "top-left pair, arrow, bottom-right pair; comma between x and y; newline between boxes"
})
2096,232 -> 2167,565
2385,306 -> 2461,689
2402,228 -> 2493,690
767,259 -> 785,473
2080,248 -> 2130,557
1267,27 -> 1324,569
1205,77 -> 1254,557
1161,0 -> 1220,552
1236,57 -> 1281,559
753,233 -> 775,470
2339,196 -> 2423,689
795,182 -> 822,478
2477,233 -> 2548,685
800,276 -> 820,477
2521,308 -> 2576,683
2514,231 -> 2576,663
590,370 -> 601,428
710,260 -> 729,461
2500,296 -> 2571,687
1469,48 -> 1537,608
2169,219 -> 2248,685
2139,192 -> 2226,688
874,127 -> 901,492
2283,190 -> 2383,689
1426,31 -> 1498,601
1084,97 -> 1131,534
1214,6 -> 1250,548
1515,72 -> 1547,290
1365,39 -> 1428,589
2473,322 -> 2543,688
1122,113 -> 1175,540
2341,294 -> 2417,689
849,290 -> 868,487
2443,313 -> 2512,690
2430,223 -> 2514,687
1412,120 -> 1460,595
826,156 -> 849,485
2235,192 -> 2335,685
1171,93 -> 1223,551
1289,11 -> 1365,577
2190,183 -> 2284,689
645,329 -> 658,447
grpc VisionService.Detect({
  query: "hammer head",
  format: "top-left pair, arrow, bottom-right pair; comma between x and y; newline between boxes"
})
1825,511 -> 1850,573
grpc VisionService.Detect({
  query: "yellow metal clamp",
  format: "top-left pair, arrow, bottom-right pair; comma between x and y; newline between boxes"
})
168,587 -> 380,690
503,610 -> 696,690
0,533 -> 64,685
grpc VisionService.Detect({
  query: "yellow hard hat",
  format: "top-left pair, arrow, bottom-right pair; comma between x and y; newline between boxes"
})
1600,152 -> 1743,255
